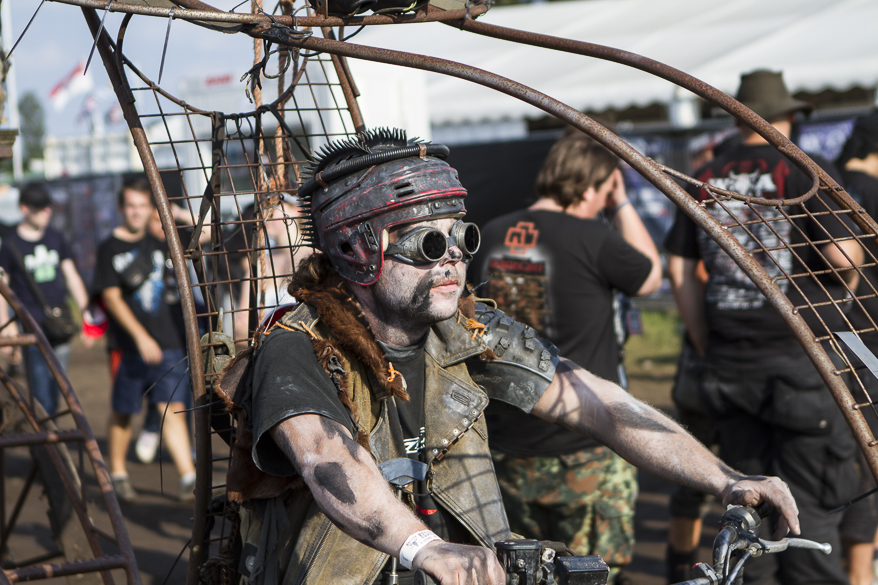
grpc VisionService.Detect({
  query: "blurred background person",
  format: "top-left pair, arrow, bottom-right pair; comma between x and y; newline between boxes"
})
665,69 -> 865,585
470,132 -> 661,584
0,183 -> 88,415
93,177 -> 196,502
834,110 -> 878,585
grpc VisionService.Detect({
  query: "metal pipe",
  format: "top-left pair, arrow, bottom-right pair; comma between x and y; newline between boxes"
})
80,9 -> 209,585
6,555 -> 128,583
51,0 -> 489,28
0,430 -> 85,448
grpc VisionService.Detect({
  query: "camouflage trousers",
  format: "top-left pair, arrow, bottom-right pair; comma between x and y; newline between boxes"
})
492,446 -> 637,582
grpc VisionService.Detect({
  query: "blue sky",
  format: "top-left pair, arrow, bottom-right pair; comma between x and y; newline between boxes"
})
6,0 -> 255,136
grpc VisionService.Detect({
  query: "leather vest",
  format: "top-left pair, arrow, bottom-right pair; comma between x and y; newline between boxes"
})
257,303 -> 514,585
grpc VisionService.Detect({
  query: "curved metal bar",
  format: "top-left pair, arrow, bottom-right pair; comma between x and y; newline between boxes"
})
452,19 -> 878,240
250,32 -> 878,483
0,278 -> 141,585
81,8 -> 212,585
50,0 -> 490,28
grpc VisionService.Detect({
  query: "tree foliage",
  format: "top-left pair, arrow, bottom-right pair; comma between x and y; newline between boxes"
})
19,92 -> 44,171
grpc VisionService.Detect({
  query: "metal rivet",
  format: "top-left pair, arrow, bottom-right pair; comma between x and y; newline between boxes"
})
246,556 -> 256,570
368,264 -> 376,272
471,410 -> 477,415
432,449 -> 439,455
517,559 -> 526,568
462,419 -> 468,425
441,439 -> 449,445
434,202 -> 442,209
452,429 -> 459,435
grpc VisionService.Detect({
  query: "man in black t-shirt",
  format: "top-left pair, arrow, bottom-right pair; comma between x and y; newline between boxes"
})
0,183 -> 88,415
228,129 -> 800,585
665,70 -> 864,585
470,134 -> 661,583
92,177 -> 195,503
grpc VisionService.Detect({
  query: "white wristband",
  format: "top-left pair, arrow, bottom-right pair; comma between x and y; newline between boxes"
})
399,530 -> 442,570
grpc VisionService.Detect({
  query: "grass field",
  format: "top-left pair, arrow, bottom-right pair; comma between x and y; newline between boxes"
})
624,308 -> 683,410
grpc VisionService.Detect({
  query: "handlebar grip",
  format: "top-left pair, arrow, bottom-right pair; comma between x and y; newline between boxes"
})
414,569 -> 437,585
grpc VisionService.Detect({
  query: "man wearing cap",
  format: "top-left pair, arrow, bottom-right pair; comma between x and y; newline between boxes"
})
0,183 -> 88,415
226,129 -> 800,585
665,70 -> 864,585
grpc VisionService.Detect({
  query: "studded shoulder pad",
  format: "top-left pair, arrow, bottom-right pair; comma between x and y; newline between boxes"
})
466,303 -> 559,413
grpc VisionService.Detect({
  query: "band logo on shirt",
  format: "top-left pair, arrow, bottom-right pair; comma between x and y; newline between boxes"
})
24,245 -> 60,283
504,222 -> 540,255
404,427 -> 426,455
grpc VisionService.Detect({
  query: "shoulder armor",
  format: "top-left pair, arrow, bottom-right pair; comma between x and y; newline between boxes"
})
467,303 -> 559,412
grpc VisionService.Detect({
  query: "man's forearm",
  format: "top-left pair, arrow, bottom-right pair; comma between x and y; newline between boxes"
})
534,361 -> 740,496
270,415 -> 428,556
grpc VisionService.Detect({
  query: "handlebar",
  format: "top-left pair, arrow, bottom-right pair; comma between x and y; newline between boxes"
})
673,506 -> 831,585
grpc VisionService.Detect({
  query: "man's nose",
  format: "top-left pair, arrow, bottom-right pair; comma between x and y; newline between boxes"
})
444,244 -> 464,262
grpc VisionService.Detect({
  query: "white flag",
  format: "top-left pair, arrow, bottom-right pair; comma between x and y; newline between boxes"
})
49,62 -> 94,112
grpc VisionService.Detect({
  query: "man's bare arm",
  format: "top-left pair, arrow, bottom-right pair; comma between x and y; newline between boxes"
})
822,240 -> 863,288
531,359 -> 800,538
101,287 -> 163,364
60,259 -> 89,311
668,254 -> 708,356
270,415 -> 505,585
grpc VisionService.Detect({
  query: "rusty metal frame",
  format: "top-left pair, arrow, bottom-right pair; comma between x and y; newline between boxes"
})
47,1 -> 878,582
0,278 -> 140,585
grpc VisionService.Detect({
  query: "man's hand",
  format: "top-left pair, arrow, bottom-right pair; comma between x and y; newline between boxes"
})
720,476 -> 800,539
413,541 -> 505,585
136,334 -> 163,365
604,168 -> 627,210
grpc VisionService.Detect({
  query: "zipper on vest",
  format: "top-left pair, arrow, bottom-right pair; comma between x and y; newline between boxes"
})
298,519 -> 333,585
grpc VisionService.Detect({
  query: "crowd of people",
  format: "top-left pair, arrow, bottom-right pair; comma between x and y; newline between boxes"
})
3,67 -> 878,585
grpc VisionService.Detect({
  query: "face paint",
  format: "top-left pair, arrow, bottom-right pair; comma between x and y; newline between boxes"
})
368,218 -> 466,329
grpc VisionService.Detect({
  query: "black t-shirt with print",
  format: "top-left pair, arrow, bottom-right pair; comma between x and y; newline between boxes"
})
469,209 -> 651,456
92,234 -> 185,352
664,144 -> 851,359
0,228 -> 73,329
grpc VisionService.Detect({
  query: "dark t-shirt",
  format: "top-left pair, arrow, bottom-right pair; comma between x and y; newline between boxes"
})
0,228 -> 73,329
664,144 -> 851,359
92,234 -> 185,352
250,325 -> 547,543
842,170 -> 878,351
470,209 -> 651,455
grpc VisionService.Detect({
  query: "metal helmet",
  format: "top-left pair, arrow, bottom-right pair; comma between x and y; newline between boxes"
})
298,128 -> 468,286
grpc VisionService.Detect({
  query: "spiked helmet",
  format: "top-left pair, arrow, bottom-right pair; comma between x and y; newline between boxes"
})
298,129 -> 468,286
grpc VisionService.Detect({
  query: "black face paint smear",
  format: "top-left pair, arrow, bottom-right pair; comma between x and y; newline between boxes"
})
320,417 -> 361,461
608,402 -> 675,434
313,462 -> 357,505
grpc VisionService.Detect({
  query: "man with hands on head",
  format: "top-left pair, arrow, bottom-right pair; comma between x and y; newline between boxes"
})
227,129 -> 799,585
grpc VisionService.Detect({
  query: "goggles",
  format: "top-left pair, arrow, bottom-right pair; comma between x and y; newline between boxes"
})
384,221 -> 480,265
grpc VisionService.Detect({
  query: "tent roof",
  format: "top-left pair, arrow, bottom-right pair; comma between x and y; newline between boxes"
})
352,0 -> 878,125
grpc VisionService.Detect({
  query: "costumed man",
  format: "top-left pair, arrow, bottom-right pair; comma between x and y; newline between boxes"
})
222,128 -> 799,585
470,132 -> 662,584
665,70 -> 865,585
93,177 -> 197,502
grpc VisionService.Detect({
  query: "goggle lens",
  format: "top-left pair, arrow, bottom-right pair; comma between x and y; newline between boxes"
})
421,230 -> 449,262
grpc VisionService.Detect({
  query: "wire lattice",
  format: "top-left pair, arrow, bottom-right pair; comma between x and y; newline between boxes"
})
113,19 -> 357,574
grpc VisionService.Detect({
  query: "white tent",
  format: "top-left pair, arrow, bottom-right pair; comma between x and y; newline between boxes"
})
349,0 -> 878,129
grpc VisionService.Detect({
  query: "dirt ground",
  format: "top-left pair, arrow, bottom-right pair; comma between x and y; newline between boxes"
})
2,331 -> 723,585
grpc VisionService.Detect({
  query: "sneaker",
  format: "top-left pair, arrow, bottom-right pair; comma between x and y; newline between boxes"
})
112,474 -> 137,503
135,430 -> 160,464
179,472 -> 197,503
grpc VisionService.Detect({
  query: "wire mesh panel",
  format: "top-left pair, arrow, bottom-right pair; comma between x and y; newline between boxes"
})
100,14 -> 363,581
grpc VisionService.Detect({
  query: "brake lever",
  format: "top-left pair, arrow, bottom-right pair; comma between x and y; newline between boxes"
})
749,538 -> 832,556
